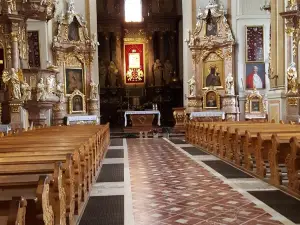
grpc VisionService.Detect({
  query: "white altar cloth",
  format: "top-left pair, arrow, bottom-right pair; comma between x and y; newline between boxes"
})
124,110 -> 161,127
190,111 -> 225,120
66,115 -> 99,125
0,125 -> 11,133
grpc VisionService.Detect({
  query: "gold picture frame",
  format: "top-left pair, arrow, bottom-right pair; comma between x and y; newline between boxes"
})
69,89 -> 86,114
64,64 -> 86,95
245,25 -> 264,63
245,89 -> 264,114
202,52 -> 224,89
203,89 -> 221,110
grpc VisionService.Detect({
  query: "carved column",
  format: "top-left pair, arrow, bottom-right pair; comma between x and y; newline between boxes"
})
159,31 -> 165,62
11,32 -> 19,70
148,32 -> 155,86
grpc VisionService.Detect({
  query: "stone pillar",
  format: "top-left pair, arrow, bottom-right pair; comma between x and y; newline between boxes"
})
148,32 -> 155,86
52,102 -> 68,125
115,33 -> 123,86
9,100 -> 23,129
159,31 -> 165,62
11,32 -> 19,70
88,99 -> 99,116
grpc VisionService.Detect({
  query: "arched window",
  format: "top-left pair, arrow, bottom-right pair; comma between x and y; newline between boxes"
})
125,0 -> 142,22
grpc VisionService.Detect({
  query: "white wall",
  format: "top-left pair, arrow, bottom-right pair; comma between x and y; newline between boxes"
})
231,0 -> 270,120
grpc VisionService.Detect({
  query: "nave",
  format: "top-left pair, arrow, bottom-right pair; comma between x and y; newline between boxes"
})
79,137 -> 299,225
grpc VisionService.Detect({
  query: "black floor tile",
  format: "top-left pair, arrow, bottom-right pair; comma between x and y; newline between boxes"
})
170,139 -> 186,144
249,190 -> 300,223
203,160 -> 253,179
181,147 -> 209,155
79,196 -> 124,225
105,149 -> 124,158
97,164 -> 124,182
110,139 -> 123,146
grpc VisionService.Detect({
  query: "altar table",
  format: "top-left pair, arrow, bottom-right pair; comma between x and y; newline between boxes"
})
124,111 -> 161,127
66,115 -> 99,125
190,111 -> 225,121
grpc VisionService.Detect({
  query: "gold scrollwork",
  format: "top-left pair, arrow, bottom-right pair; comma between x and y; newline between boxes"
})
288,97 -> 299,106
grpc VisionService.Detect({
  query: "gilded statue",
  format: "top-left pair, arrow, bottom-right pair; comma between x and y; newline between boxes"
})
2,68 -> 21,100
187,75 -> 196,97
37,78 -> 47,101
89,80 -> 98,100
225,73 -> 234,95
287,62 -> 298,94
163,60 -> 173,85
56,82 -> 65,102
108,61 -> 118,87
20,80 -> 32,101
153,59 -> 163,86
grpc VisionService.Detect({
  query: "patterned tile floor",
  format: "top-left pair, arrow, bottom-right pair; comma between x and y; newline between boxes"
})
127,138 -> 289,225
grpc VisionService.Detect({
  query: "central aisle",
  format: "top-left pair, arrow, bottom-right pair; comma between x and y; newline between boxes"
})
127,138 -> 288,225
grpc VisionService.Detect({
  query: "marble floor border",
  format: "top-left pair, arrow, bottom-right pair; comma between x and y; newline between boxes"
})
123,138 -> 135,225
163,138 -> 296,225
102,158 -> 124,164
108,146 -> 124,150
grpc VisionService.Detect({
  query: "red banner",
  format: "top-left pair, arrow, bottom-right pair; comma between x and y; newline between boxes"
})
124,43 -> 145,84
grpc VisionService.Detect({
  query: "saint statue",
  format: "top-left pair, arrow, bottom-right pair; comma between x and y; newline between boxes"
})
108,61 -> 118,87
90,80 -> 98,100
153,59 -> 163,86
20,80 -> 32,101
56,82 -> 65,103
2,68 -> 21,100
187,75 -> 196,97
163,60 -> 173,85
37,78 -> 47,101
225,73 -> 235,95
99,60 -> 107,88
287,62 -> 298,94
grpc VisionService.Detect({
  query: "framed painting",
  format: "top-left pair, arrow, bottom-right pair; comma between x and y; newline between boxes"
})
202,53 -> 224,89
245,63 -> 265,89
250,99 -> 261,112
65,67 -> 85,95
69,89 -> 86,114
245,26 -> 264,62
203,89 -> 221,110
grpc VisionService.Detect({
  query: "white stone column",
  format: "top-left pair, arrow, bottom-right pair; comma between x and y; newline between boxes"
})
182,0 -> 193,107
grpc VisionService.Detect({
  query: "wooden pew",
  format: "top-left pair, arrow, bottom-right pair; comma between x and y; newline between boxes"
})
0,197 -> 27,225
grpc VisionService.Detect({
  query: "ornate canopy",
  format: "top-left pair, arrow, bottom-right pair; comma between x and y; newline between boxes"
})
52,0 -> 97,66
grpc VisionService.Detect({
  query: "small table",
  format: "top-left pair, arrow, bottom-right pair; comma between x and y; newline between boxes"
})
190,111 -> 225,121
65,115 -> 99,125
124,111 -> 161,127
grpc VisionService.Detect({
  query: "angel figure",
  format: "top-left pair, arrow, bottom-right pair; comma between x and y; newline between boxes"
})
21,80 -> 32,101
89,80 -> 98,100
56,82 -> 65,102
187,75 -> 196,97
2,68 -> 21,100
37,78 -> 47,101
287,62 -> 298,94
225,73 -> 235,95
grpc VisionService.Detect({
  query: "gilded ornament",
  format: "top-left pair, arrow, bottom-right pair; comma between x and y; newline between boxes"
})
288,97 -> 298,106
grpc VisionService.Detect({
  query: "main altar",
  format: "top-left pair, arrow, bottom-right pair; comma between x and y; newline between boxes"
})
185,0 -> 239,121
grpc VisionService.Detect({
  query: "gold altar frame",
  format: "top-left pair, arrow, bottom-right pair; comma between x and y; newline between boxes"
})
64,63 -> 86,96
245,25 -> 265,63
123,42 -> 146,86
69,89 -> 86,114
203,89 -> 221,110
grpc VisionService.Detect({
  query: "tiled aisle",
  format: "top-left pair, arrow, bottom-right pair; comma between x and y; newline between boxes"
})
127,138 -> 295,225
79,139 -> 126,225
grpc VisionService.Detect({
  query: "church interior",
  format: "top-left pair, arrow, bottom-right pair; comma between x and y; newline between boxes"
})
3,0 -> 300,225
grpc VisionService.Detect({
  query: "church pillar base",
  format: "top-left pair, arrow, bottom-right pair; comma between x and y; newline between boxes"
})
267,88 -> 287,123
222,95 -> 239,121
53,102 -> 68,125
186,97 -> 202,113
9,100 -> 23,130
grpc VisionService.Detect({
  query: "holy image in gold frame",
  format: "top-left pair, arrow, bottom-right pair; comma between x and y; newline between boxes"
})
202,53 -> 224,89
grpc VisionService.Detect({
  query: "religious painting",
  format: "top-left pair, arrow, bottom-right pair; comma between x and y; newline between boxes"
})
250,99 -> 260,112
27,31 -> 41,68
203,53 -> 224,89
245,63 -> 265,89
205,11 -> 218,36
246,26 -> 264,62
203,89 -> 221,110
69,89 -> 86,114
65,67 -> 85,95
124,43 -> 145,85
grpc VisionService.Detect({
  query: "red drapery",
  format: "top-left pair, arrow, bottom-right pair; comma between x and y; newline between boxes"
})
124,43 -> 145,84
